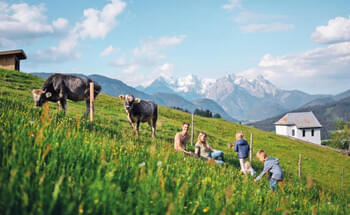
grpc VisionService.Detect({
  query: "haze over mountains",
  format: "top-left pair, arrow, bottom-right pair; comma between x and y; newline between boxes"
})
32,72 -> 349,124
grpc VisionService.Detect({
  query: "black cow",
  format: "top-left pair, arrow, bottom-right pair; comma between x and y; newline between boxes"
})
32,73 -> 101,117
119,94 -> 158,138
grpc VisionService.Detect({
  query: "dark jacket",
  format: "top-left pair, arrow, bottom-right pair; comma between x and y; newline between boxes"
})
234,139 -> 250,159
255,157 -> 284,181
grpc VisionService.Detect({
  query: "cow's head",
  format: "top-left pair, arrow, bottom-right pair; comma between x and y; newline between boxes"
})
119,94 -> 141,111
31,89 -> 52,107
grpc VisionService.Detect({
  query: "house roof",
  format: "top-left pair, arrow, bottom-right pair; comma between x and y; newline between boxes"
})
0,49 -> 26,60
274,111 -> 322,128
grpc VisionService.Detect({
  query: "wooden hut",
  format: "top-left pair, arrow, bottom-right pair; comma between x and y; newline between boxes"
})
0,49 -> 27,71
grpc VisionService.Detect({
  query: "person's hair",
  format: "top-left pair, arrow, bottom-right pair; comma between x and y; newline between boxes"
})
256,149 -> 267,158
183,122 -> 190,127
235,131 -> 244,140
197,131 -> 207,143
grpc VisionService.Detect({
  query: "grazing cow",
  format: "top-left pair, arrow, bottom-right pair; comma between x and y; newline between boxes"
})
32,73 -> 101,117
120,94 -> 158,138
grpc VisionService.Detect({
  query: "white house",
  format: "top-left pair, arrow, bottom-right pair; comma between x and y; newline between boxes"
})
274,112 -> 322,145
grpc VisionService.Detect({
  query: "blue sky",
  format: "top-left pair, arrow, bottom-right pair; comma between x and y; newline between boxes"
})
1,0 -> 350,94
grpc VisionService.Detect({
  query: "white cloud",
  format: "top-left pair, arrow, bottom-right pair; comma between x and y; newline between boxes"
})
0,2 -> 68,48
75,0 -> 126,39
34,0 -> 126,63
234,11 -> 287,23
154,63 -> 174,78
52,18 -> 68,31
100,45 -> 117,56
241,22 -> 294,33
222,0 -> 242,11
311,16 -> 350,44
238,42 -> 350,94
133,35 -> 186,58
122,64 -> 139,74
109,35 -> 186,86
110,34 -> 185,74
112,57 -> 127,66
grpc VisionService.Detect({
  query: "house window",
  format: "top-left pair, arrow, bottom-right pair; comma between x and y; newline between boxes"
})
292,129 -> 295,136
302,129 -> 306,137
311,129 -> 314,136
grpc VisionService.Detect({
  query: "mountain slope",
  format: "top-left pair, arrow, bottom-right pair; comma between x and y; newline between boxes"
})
1,68 -> 350,214
192,98 -> 237,122
251,95 -> 350,139
152,92 -> 197,112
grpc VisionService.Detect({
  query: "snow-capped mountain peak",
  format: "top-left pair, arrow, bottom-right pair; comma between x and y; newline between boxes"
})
145,73 -> 280,99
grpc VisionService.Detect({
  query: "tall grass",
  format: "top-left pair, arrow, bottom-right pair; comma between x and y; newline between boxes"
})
1,68 -> 350,214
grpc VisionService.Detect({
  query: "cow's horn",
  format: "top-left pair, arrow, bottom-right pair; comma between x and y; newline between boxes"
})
135,98 -> 141,103
119,95 -> 125,100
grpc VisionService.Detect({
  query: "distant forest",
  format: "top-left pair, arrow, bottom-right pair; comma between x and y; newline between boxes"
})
171,107 -> 221,119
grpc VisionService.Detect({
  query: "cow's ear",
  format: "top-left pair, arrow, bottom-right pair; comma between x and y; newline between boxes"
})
135,98 -> 141,103
45,92 -> 52,98
119,95 -> 125,100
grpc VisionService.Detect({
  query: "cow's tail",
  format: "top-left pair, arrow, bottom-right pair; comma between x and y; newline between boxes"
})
153,104 -> 158,125
93,82 -> 102,95
87,79 -> 102,97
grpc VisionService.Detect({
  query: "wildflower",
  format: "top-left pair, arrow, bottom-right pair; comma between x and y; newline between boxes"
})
203,207 -> 209,213
184,206 -> 188,209
29,121 -> 35,125
157,161 -> 162,166
139,162 -> 146,167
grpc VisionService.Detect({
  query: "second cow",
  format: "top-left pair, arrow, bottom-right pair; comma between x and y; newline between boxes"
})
120,94 -> 158,138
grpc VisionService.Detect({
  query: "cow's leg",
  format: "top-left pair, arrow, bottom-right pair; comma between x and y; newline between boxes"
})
126,114 -> 135,135
152,118 -> 157,138
148,120 -> 156,138
61,99 -> 67,115
57,100 -> 62,112
84,99 -> 90,118
136,119 -> 140,137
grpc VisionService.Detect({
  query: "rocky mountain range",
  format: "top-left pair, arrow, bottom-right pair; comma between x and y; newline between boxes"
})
138,74 -> 327,121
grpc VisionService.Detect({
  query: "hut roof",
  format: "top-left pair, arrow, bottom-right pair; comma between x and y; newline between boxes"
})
0,49 -> 26,60
274,111 -> 322,128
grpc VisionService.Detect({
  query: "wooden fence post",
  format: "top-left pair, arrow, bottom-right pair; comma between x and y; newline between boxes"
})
298,154 -> 302,178
250,133 -> 253,162
191,112 -> 194,146
90,82 -> 94,122
342,167 -> 344,189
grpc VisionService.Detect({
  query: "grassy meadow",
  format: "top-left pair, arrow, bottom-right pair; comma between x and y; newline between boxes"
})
1,68 -> 350,214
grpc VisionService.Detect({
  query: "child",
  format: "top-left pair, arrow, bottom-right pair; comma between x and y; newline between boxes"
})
254,150 -> 284,191
244,161 -> 256,176
234,132 -> 250,174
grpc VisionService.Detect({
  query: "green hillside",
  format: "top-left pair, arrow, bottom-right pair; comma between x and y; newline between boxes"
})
1,68 -> 350,214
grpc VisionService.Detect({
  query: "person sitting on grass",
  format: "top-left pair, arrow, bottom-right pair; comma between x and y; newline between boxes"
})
244,161 -> 256,176
174,122 -> 193,156
254,150 -> 284,191
194,131 -> 225,164
234,132 -> 250,174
